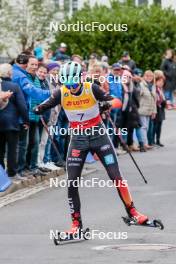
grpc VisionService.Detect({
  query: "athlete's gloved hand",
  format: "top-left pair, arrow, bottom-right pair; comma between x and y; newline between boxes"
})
111,98 -> 122,109
99,101 -> 111,114
33,106 -> 42,115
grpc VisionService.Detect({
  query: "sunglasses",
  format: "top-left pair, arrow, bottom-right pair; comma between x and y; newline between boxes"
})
65,83 -> 80,89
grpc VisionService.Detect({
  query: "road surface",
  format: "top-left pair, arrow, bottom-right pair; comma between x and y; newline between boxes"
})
0,110 -> 176,264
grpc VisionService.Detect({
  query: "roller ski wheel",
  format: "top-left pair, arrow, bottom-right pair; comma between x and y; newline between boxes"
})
122,216 -> 164,230
54,228 -> 90,245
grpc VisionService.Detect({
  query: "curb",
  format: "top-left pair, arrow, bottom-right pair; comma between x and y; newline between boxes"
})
0,168 -> 65,198
0,167 -> 97,198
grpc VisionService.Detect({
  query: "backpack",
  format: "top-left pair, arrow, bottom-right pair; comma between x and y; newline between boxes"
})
0,165 -> 12,192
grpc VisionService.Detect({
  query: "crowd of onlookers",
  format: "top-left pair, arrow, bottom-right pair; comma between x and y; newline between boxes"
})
0,42 -> 176,180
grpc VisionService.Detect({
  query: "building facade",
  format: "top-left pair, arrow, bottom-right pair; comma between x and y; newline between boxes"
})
60,0 -> 176,15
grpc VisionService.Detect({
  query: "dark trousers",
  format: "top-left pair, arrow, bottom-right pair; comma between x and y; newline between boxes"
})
109,109 -> 122,148
0,130 -> 19,176
18,125 -> 29,172
153,120 -> 163,143
26,122 -> 39,169
51,109 -> 68,162
147,118 -> 154,145
127,127 -> 134,146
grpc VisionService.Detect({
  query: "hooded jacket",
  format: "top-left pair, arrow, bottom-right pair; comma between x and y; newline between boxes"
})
138,80 -> 157,116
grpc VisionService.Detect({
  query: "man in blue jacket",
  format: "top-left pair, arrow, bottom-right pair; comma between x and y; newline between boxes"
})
106,63 -> 123,147
12,54 -> 50,101
12,54 -> 50,176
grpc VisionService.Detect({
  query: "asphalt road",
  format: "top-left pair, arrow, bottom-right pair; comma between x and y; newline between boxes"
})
0,111 -> 176,264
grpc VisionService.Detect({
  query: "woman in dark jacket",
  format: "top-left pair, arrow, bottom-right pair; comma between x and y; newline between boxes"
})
0,89 -> 12,109
153,73 -> 166,146
160,49 -> 176,109
121,70 -> 145,152
0,64 -> 29,178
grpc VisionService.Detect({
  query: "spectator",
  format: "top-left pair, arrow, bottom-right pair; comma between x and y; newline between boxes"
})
88,63 -> 104,86
25,56 -> 46,175
44,49 -> 54,63
0,81 -> 13,109
36,63 -> 65,170
12,54 -> 50,100
160,49 -> 176,109
153,72 -> 166,146
45,63 -> 66,168
138,70 -> 156,150
118,51 -> 136,72
103,63 -> 123,150
53,43 -> 70,62
104,63 -> 123,125
121,70 -> 143,151
101,55 -> 109,75
72,54 -> 83,64
12,54 -> 50,176
101,55 -> 109,64
88,53 -> 99,73
132,69 -> 146,152
0,64 -> 29,179
46,62 -> 60,86
34,40 -> 44,61
37,64 -> 50,90
36,64 -> 51,169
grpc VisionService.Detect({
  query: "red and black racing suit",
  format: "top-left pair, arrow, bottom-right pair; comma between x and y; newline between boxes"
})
35,83 -> 147,227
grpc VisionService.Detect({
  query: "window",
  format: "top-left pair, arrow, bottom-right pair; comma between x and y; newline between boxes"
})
64,0 -> 70,12
138,0 -> 148,4
154,0 -> 161,4
72,0 -> 78,11
53,0 -> 59,8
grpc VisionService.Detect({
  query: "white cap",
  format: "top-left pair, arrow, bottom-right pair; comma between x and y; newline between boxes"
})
60,42 -> 67,48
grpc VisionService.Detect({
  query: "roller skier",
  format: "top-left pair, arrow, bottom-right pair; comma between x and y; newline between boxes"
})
33,62 -> 163,243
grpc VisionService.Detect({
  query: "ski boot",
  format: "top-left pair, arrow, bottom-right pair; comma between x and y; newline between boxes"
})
128,206 -> 148,224
54,213 -> 90,245
123,205 -> 164,230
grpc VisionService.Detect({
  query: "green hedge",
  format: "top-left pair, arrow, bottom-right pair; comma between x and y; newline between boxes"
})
52,0 -> 176,70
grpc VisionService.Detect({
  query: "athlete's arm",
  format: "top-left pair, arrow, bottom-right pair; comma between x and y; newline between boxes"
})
92,83 -> 122,111
92,83 -> 113,102
33,89 -> 61,114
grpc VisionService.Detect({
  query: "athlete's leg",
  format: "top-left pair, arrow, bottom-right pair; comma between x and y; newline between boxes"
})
90,128 -> 148,224
66,135 -> 89,230
91,132 -> 133,208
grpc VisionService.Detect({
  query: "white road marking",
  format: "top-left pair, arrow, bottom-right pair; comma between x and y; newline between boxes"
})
92,243 -> 176,251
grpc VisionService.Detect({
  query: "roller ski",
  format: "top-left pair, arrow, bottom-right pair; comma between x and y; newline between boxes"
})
54,215 -> 90,245
122,207 -> 164,230
53,228 -> 90,245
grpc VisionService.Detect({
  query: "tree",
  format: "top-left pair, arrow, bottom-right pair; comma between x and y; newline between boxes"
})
52,0 -> 176,70
0,0 -> 58,57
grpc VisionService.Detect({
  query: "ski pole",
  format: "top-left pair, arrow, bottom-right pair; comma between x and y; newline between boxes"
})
106,113 -> 148,184
40,116 -> 64,164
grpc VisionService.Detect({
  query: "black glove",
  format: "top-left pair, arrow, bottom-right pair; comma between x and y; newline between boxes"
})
33,106 -> 42,115
99,101 -> 111,114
